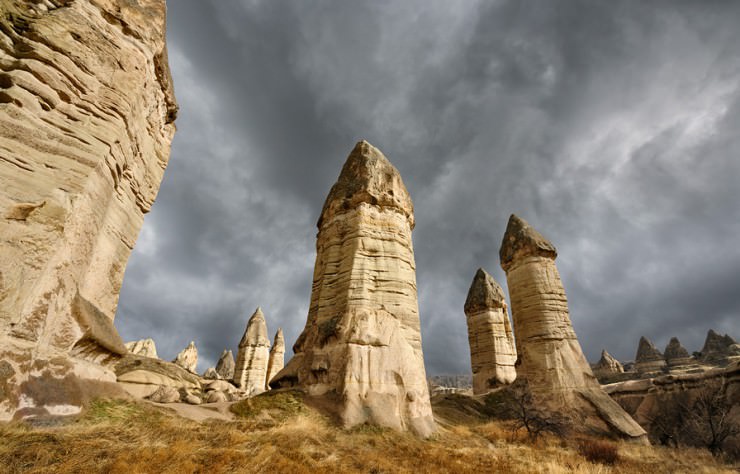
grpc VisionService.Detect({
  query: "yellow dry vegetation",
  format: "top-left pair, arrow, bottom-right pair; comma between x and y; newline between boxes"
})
0,394 -> 734,474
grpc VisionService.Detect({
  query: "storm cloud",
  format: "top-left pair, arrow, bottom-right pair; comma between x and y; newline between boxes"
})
116,0 -> 740,374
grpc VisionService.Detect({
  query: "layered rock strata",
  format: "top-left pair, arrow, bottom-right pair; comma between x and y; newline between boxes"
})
173,341 -> 198,373
464,268 -> 517,394
664,337 -> 692,367
233,307 -> 270,396
265,328 -> 284,389
215,349 -> 235,380
499,214 -> 645,440
0,0 -> 177,421
635,337 -> 666,375
125,338 -> 158,359
699,330 -> 740,366
271,141 -> 436,437
592,350 -> 624,378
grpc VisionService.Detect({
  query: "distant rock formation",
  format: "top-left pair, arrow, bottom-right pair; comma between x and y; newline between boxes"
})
271,141 -> 436,437
635,337 -> 666,375
125,339 -> 159,359
664,337 -> 692,367
173,341 -> 198,373
593,350 -> 624,376
500,214 -> 645,440
203,367 -> 219,380
699,330 -> 740,366
265,328 -> 285,390
0,0 -> 176,420
464,268 -> 517,394
215,349 -> 235,380
233,307 -> 270,396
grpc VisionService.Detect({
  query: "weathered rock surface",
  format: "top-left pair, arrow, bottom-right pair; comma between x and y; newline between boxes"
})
699,330 -> 740,365
202,367 -> 219,380
266,328 -> 284,389
206,391 -> 228,403
114,353 -> 201,399
500,214 -> 645,440
464,268 -> 516,394
125,338 -> 158,359
147,385 -> 180,404
215,349 -> 235,380
635,337 -> 666,375
173,341 -> 198,373
271,141 -> 436,437
233,307 -> 270,396
664,337 -> 692,367
593,350 -> 624,376
184,393 -> 201,405
0,0 -> 177,421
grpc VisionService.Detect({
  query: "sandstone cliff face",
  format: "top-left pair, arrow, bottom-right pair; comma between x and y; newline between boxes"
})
125,338 -> 158,359
464,268 -> 516,394
265,328 -> 284,390
499,215 -> 645,440
233,307 -> 270,396
0,0 -> 176,421
271,141 -> 436,437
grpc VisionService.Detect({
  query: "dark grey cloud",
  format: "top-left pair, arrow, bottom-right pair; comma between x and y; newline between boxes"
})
117,0 -> 740,374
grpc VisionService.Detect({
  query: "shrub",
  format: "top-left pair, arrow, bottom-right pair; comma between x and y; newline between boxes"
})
578,439 -> 619,465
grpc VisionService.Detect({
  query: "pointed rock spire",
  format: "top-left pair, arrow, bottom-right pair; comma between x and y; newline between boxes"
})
664,337 -> 692,367
699,329 -> 740,364
499,214 -> 557,272
464,268 -> 517,393
172,341 -> 198,373
125,338 -> 158,359
634,336 -> 666,374
215,349 -> 235,380
233,307 -> 271,395
593,349 -> 624,375
266,328 -> 285,389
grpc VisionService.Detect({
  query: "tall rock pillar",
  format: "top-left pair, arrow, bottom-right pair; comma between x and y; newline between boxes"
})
500,214 -> 645,440
233,307 -> 270,396
271,140 -> 435,437
464,268 -> 517,394
265,328 -> 285,389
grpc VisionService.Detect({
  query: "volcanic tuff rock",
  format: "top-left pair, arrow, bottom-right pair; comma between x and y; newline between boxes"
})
215,349 -> 235,380
173,341 -> 198,373
664,337 -> 692,367
499,214 -> 645,440
114,353 -> 201,399
265,328 -> 284,390
593,350 -> 624,376
699,330 -> 740,365
233,307 -> 270,396
202,367 -> 219,380
0,0 -> 176,420
635,337 -> 666,375
271,141 -> 436,437
125,338 -> 158,359
464,268 -> 517,394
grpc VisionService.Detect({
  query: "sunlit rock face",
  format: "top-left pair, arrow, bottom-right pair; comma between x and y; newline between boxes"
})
271,141 -> 436,437
233,307 -> 270,396
464,268 -> 517,394
125,338 -> 158,359
500,214 -> 646,441
172,341 -> 198,373
265,328 -> 284,390
215,349 -> 235,380
0,0 -> 176,421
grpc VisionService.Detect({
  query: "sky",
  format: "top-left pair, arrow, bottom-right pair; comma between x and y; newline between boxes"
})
117,0 -> 740,375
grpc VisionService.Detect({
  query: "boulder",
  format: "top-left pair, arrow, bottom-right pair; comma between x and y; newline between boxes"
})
499,214 -> 646,441
173,341 -> 198,373
271,141 -> 436,437
464,268 -> 517,394
266,328 -> 285,389
206,391 -> 228,403
184,393 -> 202,405
215,349 -> 235,380
148,386 -> 180,404
125,339 -> 159,359
233,308 -> 270,396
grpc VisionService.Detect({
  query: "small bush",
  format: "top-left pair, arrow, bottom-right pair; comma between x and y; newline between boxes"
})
578,439 -> 619,465
230,390 -> 305,421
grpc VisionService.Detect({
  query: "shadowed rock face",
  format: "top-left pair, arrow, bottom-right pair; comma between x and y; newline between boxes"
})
265,329 -> 284,390
0,0 -> 176,421
700,330 -> 740,365
499,214 -> 646,440
272,141 -> 436,437
464,268 -> 516,393
635,337 -> 666,374
215,350 -> 235,380
233,307 -> 270,396
664,337 -> 692,367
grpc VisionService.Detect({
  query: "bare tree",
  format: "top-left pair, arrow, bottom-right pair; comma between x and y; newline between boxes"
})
488,380 -> 569,440
685,379 -> 739,457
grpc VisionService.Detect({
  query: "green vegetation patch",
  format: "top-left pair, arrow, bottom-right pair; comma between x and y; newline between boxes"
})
230,390 -> 306,422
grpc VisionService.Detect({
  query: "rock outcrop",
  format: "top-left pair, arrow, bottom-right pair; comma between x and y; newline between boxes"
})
0,0 -> 177,421
271,141 -> 436,437
499,214 -> 645,440
664,337 -> 692,367
233,307 -> 270,396
173,341 -> 198,373
592,350 -> 624,377
125,338 -> 158,359
699,330 -> 740,366
114,353 -> 201,400
202,367 -> 219,380
265,328 -> 284,389
215,349 -> 235,380
635,337 -> 666,375
464,268 -> 516,394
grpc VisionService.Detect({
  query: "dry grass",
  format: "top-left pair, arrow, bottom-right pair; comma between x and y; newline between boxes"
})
0,395 -> 736,474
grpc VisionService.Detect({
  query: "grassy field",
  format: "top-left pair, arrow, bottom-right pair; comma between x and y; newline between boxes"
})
0,391 -> 735,473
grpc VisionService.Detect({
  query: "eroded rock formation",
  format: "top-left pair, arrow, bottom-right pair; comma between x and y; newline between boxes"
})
0,0 -> 176,420
215,349 -> 235,380
265,328 -> 284,390
499,214 -> 645,440
664,337 -> 692,367
271,141 -> 436,437
233,307 -> 270,396
699,330 -> 740,366
125,338 -> 158,359
635,336 -> 666,375
464,268 -> 516,394
173,341 -> 198,373
593,349 -> 624,377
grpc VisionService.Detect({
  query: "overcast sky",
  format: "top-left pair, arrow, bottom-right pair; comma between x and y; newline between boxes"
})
117,0 -> 740,375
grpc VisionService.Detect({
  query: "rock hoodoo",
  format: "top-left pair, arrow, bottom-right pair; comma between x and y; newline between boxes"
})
499,214 -> 645,440
699,330 -> 740,365
0,0 -> 177,420
125,339 -> 159,359
265,328 -> 285,390
233,307 -> 270,396
464,268 -> 517,394
215,349 -> 235,380
271,141 -> 436,437
635,336 -> 666,375
173,341 -> 198,373
592,349 -> 624,378
664,337 -> 692,367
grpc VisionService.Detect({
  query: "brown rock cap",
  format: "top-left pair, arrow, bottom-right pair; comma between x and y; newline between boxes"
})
499,214 -> 557,271
464,268 -> 506,314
